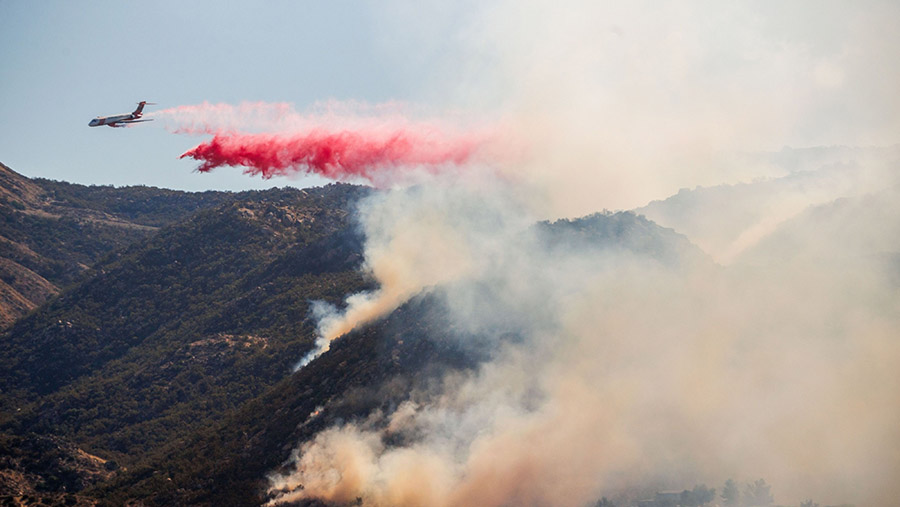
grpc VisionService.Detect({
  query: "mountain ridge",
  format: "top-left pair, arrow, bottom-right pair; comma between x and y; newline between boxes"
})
0,162 -> 239,328
0,165 -> 718,506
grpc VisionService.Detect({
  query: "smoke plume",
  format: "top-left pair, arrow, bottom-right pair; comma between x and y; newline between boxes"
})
297,174 -> 528,368
264,1 -> 900,505
270,162 -> 900,506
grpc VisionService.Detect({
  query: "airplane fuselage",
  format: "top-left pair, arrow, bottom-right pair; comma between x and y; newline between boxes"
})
89,113 -> 136,127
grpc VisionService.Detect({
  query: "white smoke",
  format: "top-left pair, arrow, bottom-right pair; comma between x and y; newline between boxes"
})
269,160 -> 900,506
410,0 -> 900,215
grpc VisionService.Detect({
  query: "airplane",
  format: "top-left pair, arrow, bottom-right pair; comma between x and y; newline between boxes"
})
88,101 -> 156,128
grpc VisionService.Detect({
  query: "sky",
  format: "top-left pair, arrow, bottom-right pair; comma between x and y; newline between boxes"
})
0,1 -> 446,191
1,1 -> 899,206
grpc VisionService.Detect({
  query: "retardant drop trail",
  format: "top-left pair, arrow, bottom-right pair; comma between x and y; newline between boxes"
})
179,126 -> 489,185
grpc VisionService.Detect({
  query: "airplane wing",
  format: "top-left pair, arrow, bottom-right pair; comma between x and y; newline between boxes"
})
121,119 -> 154,124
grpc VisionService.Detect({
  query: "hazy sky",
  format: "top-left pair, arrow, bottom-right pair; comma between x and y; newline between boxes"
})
1,1 -> 898,199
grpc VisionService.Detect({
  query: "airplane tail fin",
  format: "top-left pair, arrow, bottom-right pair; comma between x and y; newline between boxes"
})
132,101 -> 156,117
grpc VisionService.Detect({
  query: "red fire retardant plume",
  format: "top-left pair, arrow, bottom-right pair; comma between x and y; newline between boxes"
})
180,128 -> 486,183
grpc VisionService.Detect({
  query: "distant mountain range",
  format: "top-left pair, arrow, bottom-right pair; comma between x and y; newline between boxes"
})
637,145 -> 900,264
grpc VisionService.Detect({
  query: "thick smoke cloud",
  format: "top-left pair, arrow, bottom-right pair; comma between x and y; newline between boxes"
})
395,0 -> 900,215
268,170 -> 900,506
298,174 -> 530,368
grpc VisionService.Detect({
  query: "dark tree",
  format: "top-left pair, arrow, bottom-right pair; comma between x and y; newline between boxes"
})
681,484 -> 716,506
744,478 -> 774,506
722,479 -> 740,506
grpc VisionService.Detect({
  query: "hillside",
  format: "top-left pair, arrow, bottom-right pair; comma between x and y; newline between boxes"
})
0,182 -> 370,431
82,210 -> 711,506
736,187 -> 900,267
636,145 -> 900,263
535,211 -> 711,269
0,179 -> 711,505
0,182 -> 373,503
92,291 -> 477,506
0,162 -> 234,328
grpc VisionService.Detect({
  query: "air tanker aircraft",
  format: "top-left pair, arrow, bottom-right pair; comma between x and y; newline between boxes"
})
88,101 -> 155,128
